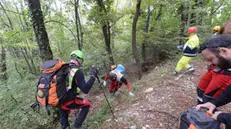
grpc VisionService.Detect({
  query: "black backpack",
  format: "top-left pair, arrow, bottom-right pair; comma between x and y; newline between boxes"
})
180,108 -> 221,129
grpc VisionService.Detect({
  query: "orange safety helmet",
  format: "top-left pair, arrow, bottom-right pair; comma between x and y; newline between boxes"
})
187,27 -> 198,33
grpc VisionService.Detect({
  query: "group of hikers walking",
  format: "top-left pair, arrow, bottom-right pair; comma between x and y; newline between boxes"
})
33,48 -> 134,128
32,18 -> 231,129
175,19 -> 231,129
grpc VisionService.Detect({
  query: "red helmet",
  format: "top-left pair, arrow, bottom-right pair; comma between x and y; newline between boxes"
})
187,27 -> 198,33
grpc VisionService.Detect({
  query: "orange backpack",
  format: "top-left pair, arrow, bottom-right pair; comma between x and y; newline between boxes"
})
35,59 -> 70,114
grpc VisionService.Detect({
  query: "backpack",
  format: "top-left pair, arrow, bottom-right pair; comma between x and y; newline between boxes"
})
180,108 -> 221,129
114,64 -> 126,75
34,59 -> 70,115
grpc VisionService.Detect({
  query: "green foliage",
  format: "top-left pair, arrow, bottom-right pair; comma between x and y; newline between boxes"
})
86,101 -> 110,128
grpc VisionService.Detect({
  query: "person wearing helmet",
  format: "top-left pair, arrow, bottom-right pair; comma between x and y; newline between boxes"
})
103,66 -> 134,96
213,26 -> 221,35
58,50 -> 99,129
173,27 -> 200,75
196,35 -> 231,129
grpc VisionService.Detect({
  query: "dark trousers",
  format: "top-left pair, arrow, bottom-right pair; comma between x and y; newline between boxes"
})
59,97 -> 91,129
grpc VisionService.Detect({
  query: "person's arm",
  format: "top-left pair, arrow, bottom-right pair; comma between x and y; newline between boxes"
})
74,69 -> 95,94
210,85 -> 231,107
120,76 -> 131,92
103,73 -> 109,86
104,74 -> 108,81
217,113 -> 231,128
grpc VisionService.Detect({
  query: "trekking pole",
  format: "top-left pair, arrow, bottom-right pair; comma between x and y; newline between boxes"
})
95,75 -> 116,119
92,65 -> 118,126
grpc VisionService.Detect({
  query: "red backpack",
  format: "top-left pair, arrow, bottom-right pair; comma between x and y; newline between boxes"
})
34,59 -> 70,114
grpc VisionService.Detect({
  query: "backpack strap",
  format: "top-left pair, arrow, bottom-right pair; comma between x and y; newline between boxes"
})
68,68 -> 80,93
45,96 -> 51,115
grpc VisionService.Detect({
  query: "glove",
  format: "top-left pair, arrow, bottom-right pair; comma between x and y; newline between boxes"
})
177,45 -> 184,50
90,67 -> 99,78
103,81 -> 107,86
128,92 -> 135,97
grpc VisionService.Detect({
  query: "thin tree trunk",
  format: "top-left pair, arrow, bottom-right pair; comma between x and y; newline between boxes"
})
142,5 -> 151,61
150,5 -> 162,32
0,37 -> 7,80
28,0 -> 53,61
197,0 -> 204,25
21,48 -> 34,74
132,0 -> 142,79
0,2 -> 13,30
179,3 -> 188,45
13,0 -> 24,30
0,15 -> 10,28
187,3 -> 192,27
96,0 -> 114,65
14,63 -> 23,81
21,0 -> 29,30
191,1 -> 197,25
74,0 -> 82,50
155,5 -> 162,21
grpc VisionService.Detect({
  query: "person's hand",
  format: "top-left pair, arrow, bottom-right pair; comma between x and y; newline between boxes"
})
177,45 -> 184,50
212,111 -> 222,120
90,67 -> 99,78
196,102 -> 216,114
103,81 -> 107,86
128,92 -> 135,97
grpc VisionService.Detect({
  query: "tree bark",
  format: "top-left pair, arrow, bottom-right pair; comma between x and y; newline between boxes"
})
132,0 -> 142,79
0,37 -> 7,80
179,3 -> 188,45
142,5 -> 151,61
96,0 -> 114,65
0,2 -> 13,30
74,0 -> 82,50
28,0 -> 53,61
155,5 -> 162,21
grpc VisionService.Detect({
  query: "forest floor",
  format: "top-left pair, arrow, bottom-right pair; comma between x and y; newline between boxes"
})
68,57 -> 231,129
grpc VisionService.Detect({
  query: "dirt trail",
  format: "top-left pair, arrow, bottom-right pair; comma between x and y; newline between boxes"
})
86,59 -> 231,129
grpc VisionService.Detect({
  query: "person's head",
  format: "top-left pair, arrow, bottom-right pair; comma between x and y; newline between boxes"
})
70,50 -> 84,67
199,35 -> 231,69
187,27 -> 198,36
212,26 -> 221,34
108,71 -> 117,81
220,19 -> 231,35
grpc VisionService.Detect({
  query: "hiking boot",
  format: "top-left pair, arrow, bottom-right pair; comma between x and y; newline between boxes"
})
172,71 -> 179,76
188,69 -> 195,73
74,126 -> 88,129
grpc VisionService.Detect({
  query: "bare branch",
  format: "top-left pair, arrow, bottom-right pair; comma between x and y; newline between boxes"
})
211,1 -> 224,15
0,7 -> 23,15
44,20 -> 78,44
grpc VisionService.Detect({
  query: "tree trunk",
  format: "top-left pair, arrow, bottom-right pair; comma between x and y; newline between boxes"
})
21,0 -> 29,30
198,0 -> 205,25
190,1 -> 197,25
28,0 -> 53,61
179,3 -> 188,45
74,0 -> 82,50
0,2 -> 13,30
187,3 -> 192,27
96,0 -> 114,65
150,5 -> 162,32
155,5 -> 163,21
132,0 -> 142,79
142,5 -> 151,61
0,37 -> 7,80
